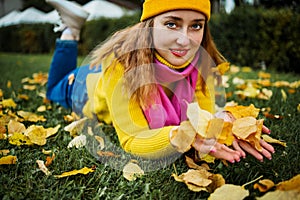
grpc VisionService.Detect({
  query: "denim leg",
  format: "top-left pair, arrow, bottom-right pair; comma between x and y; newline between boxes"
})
46,39 -> 78,108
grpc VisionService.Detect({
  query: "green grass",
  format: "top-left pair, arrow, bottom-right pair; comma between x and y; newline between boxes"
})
0,52 -> 299,199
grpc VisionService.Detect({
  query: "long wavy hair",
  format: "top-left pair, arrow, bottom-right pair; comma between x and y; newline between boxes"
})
90,18 -> 226,108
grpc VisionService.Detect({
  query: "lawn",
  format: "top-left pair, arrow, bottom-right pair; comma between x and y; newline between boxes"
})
0,52 -> 299,199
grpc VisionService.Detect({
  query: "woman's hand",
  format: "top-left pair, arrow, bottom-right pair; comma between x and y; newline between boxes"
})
216,111 -> 275,162
192,135 -> 241,163
232,126 -> 275,162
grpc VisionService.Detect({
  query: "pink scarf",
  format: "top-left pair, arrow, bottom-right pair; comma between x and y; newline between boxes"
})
143,53 -> 200,129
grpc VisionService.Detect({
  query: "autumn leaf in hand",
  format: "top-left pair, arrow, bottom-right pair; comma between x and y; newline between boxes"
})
232,117 -> 264,152
225,104 -> 260,119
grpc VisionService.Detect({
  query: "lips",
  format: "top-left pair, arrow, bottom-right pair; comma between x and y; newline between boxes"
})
170,49 -> 188,57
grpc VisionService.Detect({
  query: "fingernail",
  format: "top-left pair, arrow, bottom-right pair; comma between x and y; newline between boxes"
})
237,159 -> 241,162
268,157 -> 272,160
230,160 -> 235,163
210,149 -> 216,153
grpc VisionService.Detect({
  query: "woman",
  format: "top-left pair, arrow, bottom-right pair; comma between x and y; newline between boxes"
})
46,0 -> 274,163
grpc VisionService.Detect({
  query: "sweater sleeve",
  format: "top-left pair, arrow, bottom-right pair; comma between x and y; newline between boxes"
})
95,59 -> 178,159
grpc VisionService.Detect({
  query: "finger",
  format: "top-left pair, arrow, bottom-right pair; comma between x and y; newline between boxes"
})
260,139 -> 275,153
239,141 -> 263,161
220,144 -> 241,162
232,140 -> 246,158
262,125 -> 271,134
261,148 -> 272,160
209,146 -> 240,163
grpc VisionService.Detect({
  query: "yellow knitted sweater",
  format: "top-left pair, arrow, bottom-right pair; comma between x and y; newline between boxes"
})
82,55 -> 215,159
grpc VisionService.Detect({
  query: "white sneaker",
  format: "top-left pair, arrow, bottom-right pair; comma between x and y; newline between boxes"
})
46,0 -> 89,40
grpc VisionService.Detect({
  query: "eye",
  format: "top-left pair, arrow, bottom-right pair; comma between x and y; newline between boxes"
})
165,22 -> 177,29
191,23 -> 204,30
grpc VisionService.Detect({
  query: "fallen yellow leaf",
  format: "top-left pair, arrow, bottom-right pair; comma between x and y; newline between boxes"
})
276,174 -> 300,192
257,190 -> 300,200
1,98 -> 17,108
67,135 -> 86,148
9,132 -> 33,146
0,155 -> 17,165
17,111 -> 46,122
7,120 -> 26,135
54,167 -> 94,178
36,160 -> 51,176
208,184 -> 249,200
24,125 -> 47,146
254,179 -> 275,193
0,149 -> 10,156
262,134 -> 287,147
123,162 -> 144,181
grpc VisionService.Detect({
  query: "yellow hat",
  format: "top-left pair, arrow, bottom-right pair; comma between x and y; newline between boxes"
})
140,0 -> 211,22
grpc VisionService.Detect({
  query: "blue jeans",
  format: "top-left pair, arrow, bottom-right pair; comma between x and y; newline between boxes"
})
46,39 -> 101,113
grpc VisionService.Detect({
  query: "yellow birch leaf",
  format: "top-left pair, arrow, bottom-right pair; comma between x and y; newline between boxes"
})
170,121 -> 196,153
216,122 -> 234,146
276,174 -> 300,192
42,149 -> 52,155
45,153 -> 55,167
0,155 -> 17,165
54,167 -> 94,178
23,85 -> 36,91
7,80 -> 11,88
199,153 -> 216,163
95,135 -> 105,150
17,111 -> 46,122
67,135 -> 86,148
64,117 -> 87,137
206,118 -> 224,139
225,104 -> 260,119
123,162 -> 144,181
257,190 -> 300,200
253,179 -> 275,193
18,94 -> 29,101
36,160 -> 51,176
258,71 -> 271,79
185,156 -> 212,176
9,132 -> 33,146
1,98 -> 17,108
262,134 -> 287,147
297,104 -> 300,112
45,125 -> 60,138
7,120 -> 26,135
0,125 -> 6,139
37,105 -> 47,112
0,89 -> 3,98
272,81 -> 290,87
281,89 -> 287,102
187,102 -> 213,137
0,149 -> 10,155
208,184 -> 249,200
24,125 -> 47,146
232,117 -> 257,139
207,174 -> 226,193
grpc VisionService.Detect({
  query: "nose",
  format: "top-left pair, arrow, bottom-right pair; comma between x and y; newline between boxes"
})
176,28 -> 190,46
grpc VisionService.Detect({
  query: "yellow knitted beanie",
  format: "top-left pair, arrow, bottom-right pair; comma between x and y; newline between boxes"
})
140,0 -> 211,22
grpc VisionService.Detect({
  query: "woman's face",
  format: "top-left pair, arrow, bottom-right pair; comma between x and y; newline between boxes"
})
153,10 -> 205,66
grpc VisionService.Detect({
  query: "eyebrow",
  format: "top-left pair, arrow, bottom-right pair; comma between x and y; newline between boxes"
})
163,16 -> 206,22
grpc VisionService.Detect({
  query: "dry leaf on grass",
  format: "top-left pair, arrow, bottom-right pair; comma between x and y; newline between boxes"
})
256,190 -> 300,200
7,120 -> 26,135
0,149 -> 10,156
67,135 -> 86,148
9,132 -> 33,146
64,117 -> 87,137
123,161 -> 144,181
276,174 -> 300,192
36,160 -> 51,176
1,98 -> 17,108
254,179 -> 275,192
208,184 -> 249,200
0,155 -> 17,165
54,167 -> 94,178
17,111 -> 46,122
